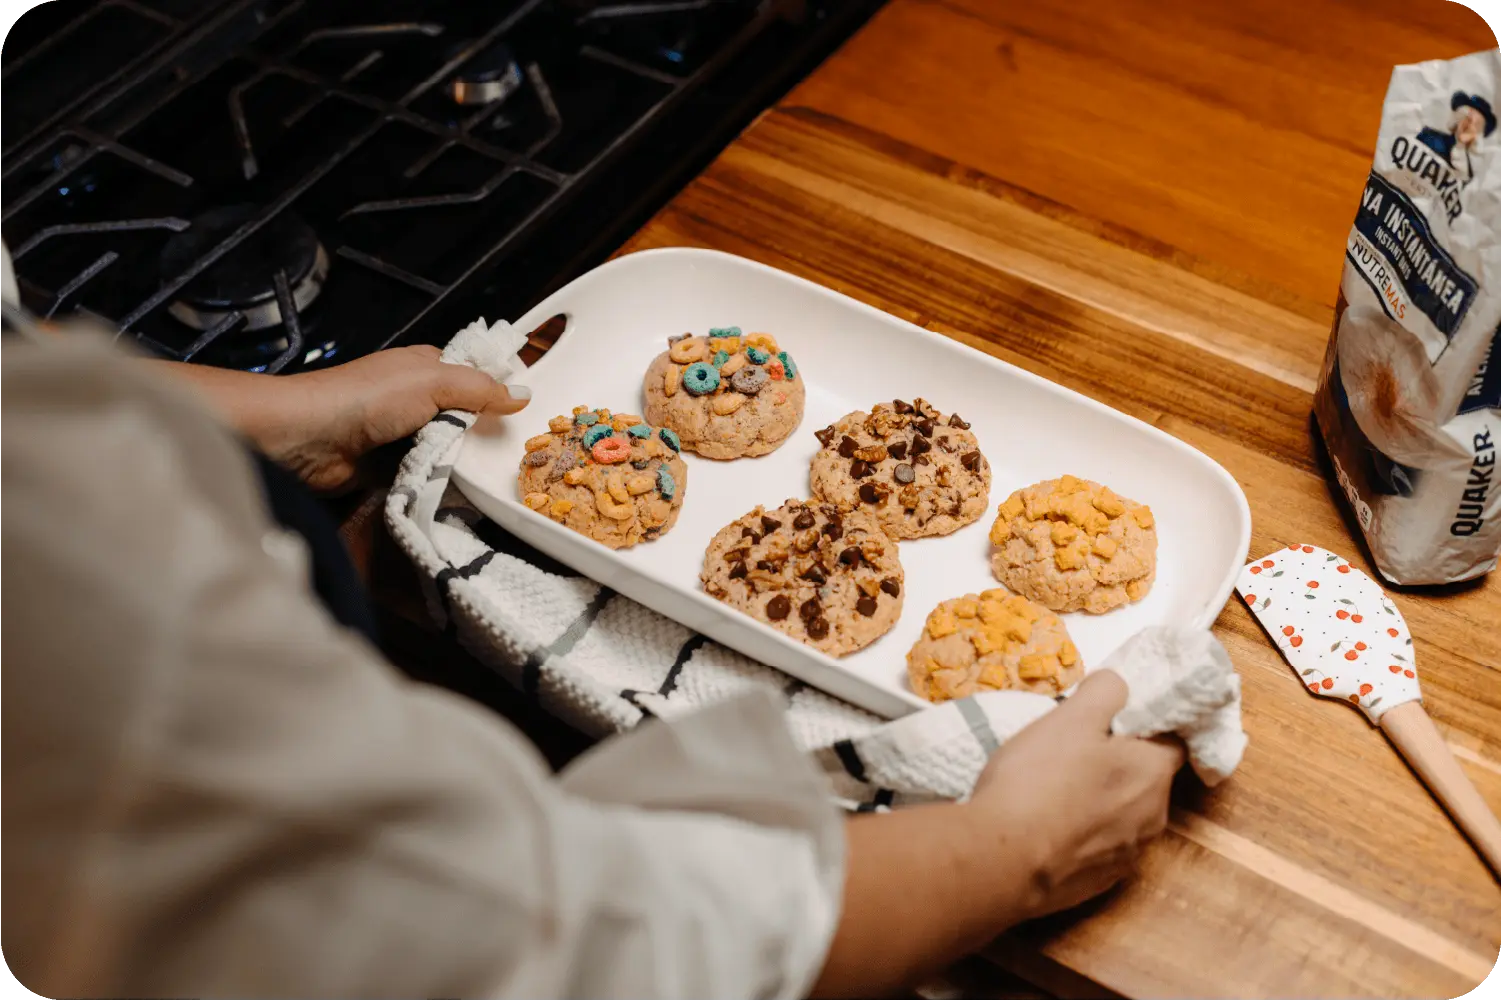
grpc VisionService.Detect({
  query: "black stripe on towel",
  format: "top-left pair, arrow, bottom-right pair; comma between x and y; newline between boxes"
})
522,586 -> 615,696
432,412 -> 469,430
832,738 -> 867,782
855,789 -> 894,813
659,634 -> 707,698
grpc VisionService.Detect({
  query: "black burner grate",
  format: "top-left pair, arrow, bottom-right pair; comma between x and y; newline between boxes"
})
3,0 -> 879,371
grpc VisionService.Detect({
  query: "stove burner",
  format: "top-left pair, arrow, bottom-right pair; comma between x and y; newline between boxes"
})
450,40 -> 524,106
160,205 -> 329,333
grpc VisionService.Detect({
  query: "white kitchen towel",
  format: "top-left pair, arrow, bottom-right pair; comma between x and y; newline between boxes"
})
385,319 -> 1247,806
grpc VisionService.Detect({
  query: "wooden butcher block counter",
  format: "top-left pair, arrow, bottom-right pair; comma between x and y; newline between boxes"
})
615,0 -> 1501,995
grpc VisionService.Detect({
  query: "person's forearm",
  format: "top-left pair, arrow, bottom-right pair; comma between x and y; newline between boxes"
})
143,360 -> 309,453
812,803 -> 1040,997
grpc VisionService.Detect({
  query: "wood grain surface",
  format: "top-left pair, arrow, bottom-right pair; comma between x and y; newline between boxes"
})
616,0 -> 1501,995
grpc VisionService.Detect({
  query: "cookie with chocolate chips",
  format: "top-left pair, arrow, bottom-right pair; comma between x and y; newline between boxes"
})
809,399 -> 990,539
907,590 -> 1083,702
699,498 -> 904,656
517,405 -> 689,549
642,328 -> 805,459
989,475 -> 1156,613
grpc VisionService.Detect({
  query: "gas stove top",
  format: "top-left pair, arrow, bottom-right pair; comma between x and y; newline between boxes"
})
2,0 -> 879,372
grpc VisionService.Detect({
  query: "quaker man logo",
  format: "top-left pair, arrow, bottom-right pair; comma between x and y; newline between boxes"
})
1415,91 -> 1495,182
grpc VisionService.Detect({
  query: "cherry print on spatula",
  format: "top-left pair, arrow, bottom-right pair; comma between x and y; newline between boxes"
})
1235,543 -> 1501,876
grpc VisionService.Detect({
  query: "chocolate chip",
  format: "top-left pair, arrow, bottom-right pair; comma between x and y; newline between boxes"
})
961,450 -> 983,472
893,399 -> 914,414
838,435 -> 857,458
914,453 -> 931,466
915,418 -> 935,437
937,435 -> 955,452
856,596 -> 878,617
911,436 -> 932,455
766,595 -> 791,620
806,616 -> 830,640
756,560 -> 775,571
724,547 -> 749,563
631,458 -> 651,470
859,482 -> 887,504
949,413 -> 971,429
948,498 -> 963,516
741,526 -> 761,543
881,577 -> 901,597
839,546 -> 862,566
850,458 -> 872,479
814,425 -> 836,448
729,562 -> 748,579
888,441 -> 908,461
793,510 -> 816,530
800,598 -> 822,620
524,450 -> 550,466
893,463 -> 915,484
761,516 -> 782,533
801,563 -> 828,585
822,520 -> 843,541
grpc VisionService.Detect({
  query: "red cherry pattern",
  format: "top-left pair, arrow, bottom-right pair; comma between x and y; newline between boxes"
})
1302,546 -> 1314,553
1389,665 -> 1401,673
1321,677 -> 1333,689
1290,636 -> 1303,647
1387,627 -> 1399,637
1359,683 -> 1373,695
1344,650 -> 1358,660
1405,670 -> 1415,678
1355,642 -> 1366,651
1244,593 -> 1256,604
1351,614 -> 1363,623
1337,565 -> 1351,574
1283,625 -> 1295,636
1336,609 -> 1348,619
1307,580 -> 1319,589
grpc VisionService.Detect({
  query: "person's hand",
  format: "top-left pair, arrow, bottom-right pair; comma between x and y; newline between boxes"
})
154,345 -> 528,493
967,669 -> 1184,918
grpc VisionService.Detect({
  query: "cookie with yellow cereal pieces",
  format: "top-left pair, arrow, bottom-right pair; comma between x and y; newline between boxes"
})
642,328 -> 805,459
517,405 -> 688,549
988,475 -> 1156,613
907,590 -> 1083,702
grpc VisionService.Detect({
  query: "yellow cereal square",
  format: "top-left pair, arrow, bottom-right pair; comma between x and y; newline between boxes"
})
1057,474 -> 1083,492
1055,546 -> 1085,571
953,599 -> 979,619
550,499 -> 573,520
1093,535 -> 1118,558
926,608 -> 958,639
1050,521 -> 1079,546
978,600 -> 1006,624
1132,506 -> 1155,529
979,662 -> 1011,688
981,588 -> 1010,603
1126,578 -> 1150,601
1018,653 -> 1059,680
989,518 -> 1012,545
971,629 -> 1006,656
1011,597 -> 1042,622
1000,495 -> 1025,520
1007,618 -> 1033,643
1059,640 -> 1079,667
1093,487 -> 1126,517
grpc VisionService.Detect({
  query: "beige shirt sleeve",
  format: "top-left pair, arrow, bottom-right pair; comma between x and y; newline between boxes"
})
1,337 -> 844,999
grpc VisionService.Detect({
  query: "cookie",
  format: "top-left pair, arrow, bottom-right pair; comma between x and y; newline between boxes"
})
809,399 -> 991,539
642,328 -> 805,459
907,590 -> 1083,702
517,405 -> 688,549
700,499 -> 904,657
988,475 -> 1156,613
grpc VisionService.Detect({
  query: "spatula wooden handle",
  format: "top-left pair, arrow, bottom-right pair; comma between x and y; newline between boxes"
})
1380,701 -> 1501,880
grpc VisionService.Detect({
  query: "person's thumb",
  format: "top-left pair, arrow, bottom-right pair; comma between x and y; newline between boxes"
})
1055,668 -> 1129,732
429,362 -> 530,416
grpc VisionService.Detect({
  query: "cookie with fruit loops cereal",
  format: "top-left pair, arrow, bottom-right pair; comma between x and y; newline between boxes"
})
700,498 -> 903,656
642,327 -> 805,459
907,590 -> 1083,702
809,398 -> 990,539
988,475 -> 1156,613
517,405 -> 688,549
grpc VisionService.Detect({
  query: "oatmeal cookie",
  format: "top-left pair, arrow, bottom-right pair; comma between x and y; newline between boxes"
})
642,328 -> 805,459
700,499 -> 903,656
907,590 -> 1083,701
809,398 -> 990,539
517,405 -> 688,549
988,475 -> 1156,613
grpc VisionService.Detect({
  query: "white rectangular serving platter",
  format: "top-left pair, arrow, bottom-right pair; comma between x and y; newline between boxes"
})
452,248 -> 1252,719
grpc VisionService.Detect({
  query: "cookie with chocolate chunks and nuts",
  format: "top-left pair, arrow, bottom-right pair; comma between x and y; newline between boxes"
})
808,399 -> 990,539
907,590 -> 1083,702
642,328 -> 805,459
517,405 -> 688,549
700,498 -> 904,656
989,475 -> 1156,613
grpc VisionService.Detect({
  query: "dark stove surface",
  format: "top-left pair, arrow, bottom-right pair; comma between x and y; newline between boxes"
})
2,0 -> 879,372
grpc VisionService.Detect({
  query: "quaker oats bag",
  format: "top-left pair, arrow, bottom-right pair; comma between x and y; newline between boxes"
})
1314,48 -> 1501,585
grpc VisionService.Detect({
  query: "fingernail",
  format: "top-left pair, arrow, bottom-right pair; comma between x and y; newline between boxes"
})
507,384 -> 531,400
